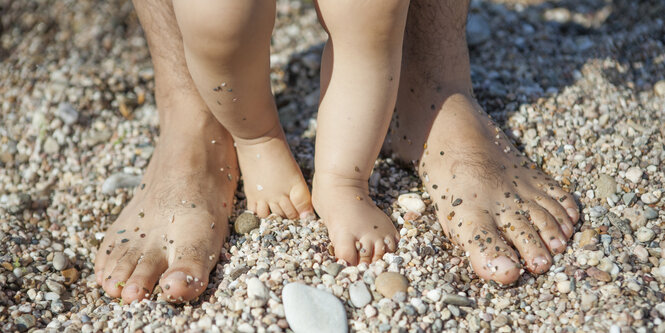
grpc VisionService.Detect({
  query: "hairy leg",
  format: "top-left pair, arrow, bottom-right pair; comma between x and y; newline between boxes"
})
386,0 -> 579,284
312,0 -> 409,265
94,0 -> 238,303
172,0 -> 313,220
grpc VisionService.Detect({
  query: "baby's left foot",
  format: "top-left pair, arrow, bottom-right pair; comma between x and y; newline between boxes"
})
313,173 -> 400,265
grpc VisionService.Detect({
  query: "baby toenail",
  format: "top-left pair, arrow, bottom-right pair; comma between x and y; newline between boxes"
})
550,238 -> 564,251
300,211 -> 316,221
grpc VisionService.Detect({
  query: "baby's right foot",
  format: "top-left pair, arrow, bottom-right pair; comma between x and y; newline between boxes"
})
235,124 -> 313,220
313,173 -> 400,265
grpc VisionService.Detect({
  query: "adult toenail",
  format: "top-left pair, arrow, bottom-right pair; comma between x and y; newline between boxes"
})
550,238 -> 564,251
566,208 -> 578,219
560,223 -> 572,235
124,284 -> 139,294
488,256 -> 518,274
533,256 -> 549,268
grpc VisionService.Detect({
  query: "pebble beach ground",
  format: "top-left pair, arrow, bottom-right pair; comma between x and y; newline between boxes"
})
1,0 -> 665,332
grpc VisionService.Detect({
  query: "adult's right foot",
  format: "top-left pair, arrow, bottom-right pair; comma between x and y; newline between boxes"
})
94,115 -> 238,304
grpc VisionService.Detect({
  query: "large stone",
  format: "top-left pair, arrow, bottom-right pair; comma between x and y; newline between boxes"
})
349,281 -> 371,308
101,173 -> 142,194
375,272 -> 409,298
595,174 -> 617,199
282,283 -> 347,333
234,212 -> 260,234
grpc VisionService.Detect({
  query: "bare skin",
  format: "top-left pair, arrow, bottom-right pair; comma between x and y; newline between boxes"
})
173,0 -> 313,220
386,0 -> 580,284
94,0 -> 238,303
312,0 -> 409,265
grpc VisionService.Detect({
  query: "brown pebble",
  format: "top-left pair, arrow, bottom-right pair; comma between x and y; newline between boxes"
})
375,272 -> 409,298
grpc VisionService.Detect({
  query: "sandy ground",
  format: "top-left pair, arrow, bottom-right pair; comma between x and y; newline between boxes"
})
1,0 -> 665,332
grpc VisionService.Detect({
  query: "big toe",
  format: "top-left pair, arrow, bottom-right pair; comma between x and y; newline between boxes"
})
160,269 -> 209,303
333,237 -> 360,266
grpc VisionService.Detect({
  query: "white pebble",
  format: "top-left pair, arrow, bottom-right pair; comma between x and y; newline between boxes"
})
397,193 -> 426,214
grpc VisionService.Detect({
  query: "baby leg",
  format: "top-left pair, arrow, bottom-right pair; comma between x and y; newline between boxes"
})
173,0 -> 313,219
313,0 -> 410,264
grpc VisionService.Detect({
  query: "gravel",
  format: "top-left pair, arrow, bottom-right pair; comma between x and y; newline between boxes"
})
1,0 -> 664,332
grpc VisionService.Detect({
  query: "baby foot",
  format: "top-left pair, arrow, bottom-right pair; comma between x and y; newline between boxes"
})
94,126 -> 238,303
235,124 -> 314,220
313,173 -> 400,265
389,93 -> 579,284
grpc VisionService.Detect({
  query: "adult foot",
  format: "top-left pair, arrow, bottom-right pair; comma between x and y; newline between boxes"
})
234,123 -> 314,220
94,120 -> 238,303
388,93 -> 579,284
312,173 -> 400,265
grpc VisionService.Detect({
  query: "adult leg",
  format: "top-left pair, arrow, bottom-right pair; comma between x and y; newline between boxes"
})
387,0 -> 580,284
172,0 -> 313,220
312,0 -> 409,264
94,0 -> 239,303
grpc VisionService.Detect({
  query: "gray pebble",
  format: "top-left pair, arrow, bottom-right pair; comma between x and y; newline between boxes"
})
645,207 -> 659,220
234,212 -> 260,234
43,137 -> 60,154
15,314 -> 36,330
467,14 -> 491,46
441,293 -> 474,307
52,252 -> 68,271
623,193 -> 637,206
101,173 -> 142,194
46,280 -> 65,295
349,281 -> 371,308
56,102 -> 79,125
595,174 -> 617,199
323,263 -> 343,277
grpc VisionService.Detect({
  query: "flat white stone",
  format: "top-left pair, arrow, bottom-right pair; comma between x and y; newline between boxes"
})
282,283 -> 347,333
348,281 -> 371,308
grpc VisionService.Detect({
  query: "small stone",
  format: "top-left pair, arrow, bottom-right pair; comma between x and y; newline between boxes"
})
467,14 -> 490,46
323,263 -> 343,277
655,80 -> 665,96
441,293 -> 474,307
52,252 -> 68,271
56,102 -> 79,125
426,289 -> 441,302
633,245 -> 649,263
230,266 -> 250,280
578,229 -> 598,249
623,193 -> 637,206
641,192 -> 659,205
375,272 -> 409,298
102,173 -> 142,194
349,281 -> 371,308
282,283 -> 348,333
15,314 -> 36,330
625,167 -> 643,183
234,212 -> 260,234
62,267 -> 79,285
645,207 -> 659,220
595,174 -> 617,199
364,305 -> 377,318
43,137 -> 60,154
635,227 -> 655,242
46,280 -> 66,295
247,277 -> 269,306
397,193 -> 426,214
586,267 -> 611,282
580,293 -> 598,311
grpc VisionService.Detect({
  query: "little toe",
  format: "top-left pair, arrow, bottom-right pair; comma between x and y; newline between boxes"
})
524,203 -> 568,254
372,240 -> 387,262
255,201 -> 270,218
546,187 -> 579,223
456,215 -> 521,284
103,247 -> 141,298
533,195 -> 575,239
278,197 -> 299,220
333,237 -> 359,265
501,214 -> 552,274
268,202 -> 285,218
122,250 -> 167,303
358,238 -> 375,265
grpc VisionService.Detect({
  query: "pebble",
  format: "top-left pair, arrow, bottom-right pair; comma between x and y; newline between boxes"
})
655,80 -> 665,96
234,212 -> 260,234
101,173 -> 142,194
56,102 -> 79,125
635,227 -> 655,242
348,281 -> 371,308
323,263 -> 343,277
625,167 -> 643,183
282,283 -> 347,333
62,267 -> 79,285
247,277 -> 269,302
641,192 -> 660,204
623,193 -> 637,206
586,267 -> 611,282
595,174 -> 617,199
580,293 -> 598,311
426,289 -> 441,302
397,193 -> 426,214
441,293 -> 474,307
15,314 -> 36,330
363,305 -> 377,318
375,272 -> 409,298
467,14 -> 491,46
578,229 -> 598,248
43,137 -> 60,154
645,207 -> 659,220
633,245 -> 649,262
52,252 -> 68,271
46,280 -> 65,295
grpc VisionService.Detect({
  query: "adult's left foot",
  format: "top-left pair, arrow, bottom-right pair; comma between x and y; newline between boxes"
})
387,92 -> 579,284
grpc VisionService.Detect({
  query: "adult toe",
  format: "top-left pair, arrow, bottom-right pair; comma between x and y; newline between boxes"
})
546,187 -> 579,223
524,202 -> 568,254
500,214 -> 552,274
533,195 -> 575,239
103,247 -> 141,298
121,249 -> 167,303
